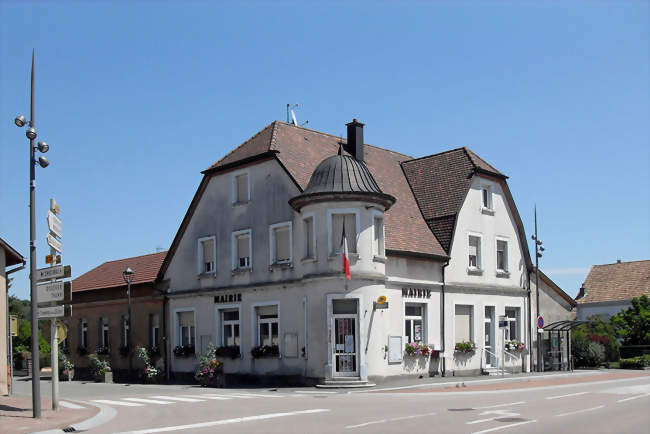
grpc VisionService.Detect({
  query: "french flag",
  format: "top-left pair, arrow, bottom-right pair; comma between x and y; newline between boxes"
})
341,223 -> 351,280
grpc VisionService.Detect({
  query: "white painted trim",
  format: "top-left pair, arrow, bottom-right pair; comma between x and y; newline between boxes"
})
172,307 -> 197,353
326,293 -> 365,380
370,209 -> 385,257
231,168 -> 251,204
232,229 -> 252,270
268,221 -> 293,265
215,304 -> 242,347
480,183 -> 494,212
467,232 -> 483,272
250,301 -> 281,354
197,235 -> 217,275
301,212 -> 317,260
453,302 -> 475,344
402,300 -> 427,344
327,207 -> 361,255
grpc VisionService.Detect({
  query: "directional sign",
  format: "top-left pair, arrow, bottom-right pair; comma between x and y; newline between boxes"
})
37,281 -> 71,304
37,305 -> 71,319
47,233 -> 62,253
36,265 -> 71,282
47,210 -> 62,238
10,315 -> 18,336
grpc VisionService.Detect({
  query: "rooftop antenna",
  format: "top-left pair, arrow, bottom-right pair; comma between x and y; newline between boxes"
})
286,103 -> 298,124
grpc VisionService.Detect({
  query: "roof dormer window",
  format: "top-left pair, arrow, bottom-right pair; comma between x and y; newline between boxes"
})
481,185 -> 494,215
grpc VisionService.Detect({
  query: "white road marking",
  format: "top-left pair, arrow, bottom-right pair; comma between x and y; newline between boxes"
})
617,393 -> 650,403
92,399 -> 144,407
231,393 -> 285,398
182,394 -> 231,400
123,398 -> 174,405
556,405 -> 605,417
471,419 -> 536,434
114,409 -> 330,433
59,400 -> 85,409
345,412 -> 436,429
545,391 -> 588,400
476,401 -> 525,409
294,391 -> 337,394
467,410 -> 520,425
149,396 -> 205,402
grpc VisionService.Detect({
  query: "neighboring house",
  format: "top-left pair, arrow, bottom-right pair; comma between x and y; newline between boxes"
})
158,119 -> 552,383
69,251 -> 167,381
1,237 -> 26,395
575,260 -> 650,320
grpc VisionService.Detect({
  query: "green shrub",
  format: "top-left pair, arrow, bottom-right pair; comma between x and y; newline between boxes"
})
620,357 -> 644,369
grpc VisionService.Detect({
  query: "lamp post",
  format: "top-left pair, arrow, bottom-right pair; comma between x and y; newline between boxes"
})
532,206 -> 545,372
123,267 -> 135,380
14,52 -> 51,419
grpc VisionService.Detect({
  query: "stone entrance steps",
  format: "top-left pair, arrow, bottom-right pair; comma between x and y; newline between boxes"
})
316,377 -> 376,388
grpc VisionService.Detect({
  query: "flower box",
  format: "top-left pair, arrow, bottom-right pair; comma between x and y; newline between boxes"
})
404,342 -> 433,357
215,345 -> 240,359
250,345 -> 279,359
505,340 -> 525,352
174,345 -> 195,357
454,341 -> 477,354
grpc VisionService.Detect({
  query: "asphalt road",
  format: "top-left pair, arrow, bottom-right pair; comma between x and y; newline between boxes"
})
13,371 -> 650,433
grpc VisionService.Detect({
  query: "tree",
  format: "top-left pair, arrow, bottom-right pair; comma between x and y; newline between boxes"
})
572,315 -> 620,362
611,295 -> 650,346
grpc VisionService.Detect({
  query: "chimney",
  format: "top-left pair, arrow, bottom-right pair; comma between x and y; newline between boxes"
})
345,118 -> 365,161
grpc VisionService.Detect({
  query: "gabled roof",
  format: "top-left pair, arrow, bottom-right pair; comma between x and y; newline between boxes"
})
577,260 -> 650,304
72,251 -> 167,292
538,269 -> 577,308
0,236 -> 25,267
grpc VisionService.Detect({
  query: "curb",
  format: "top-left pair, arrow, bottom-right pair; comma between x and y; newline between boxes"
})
30,401 -> 116,434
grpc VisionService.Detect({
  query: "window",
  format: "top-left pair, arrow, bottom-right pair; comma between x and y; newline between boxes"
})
482,186 -> 493,210
256,305 -> 278,346
505,307 -> 520,341
232,171 -> 249,203
121,315 -> 129,348
80,318 -> 88,348
303,215 -> 315,259
177,311 -> 195,347
373,214 -> 385,257
220,309 -> 240,347
468,235 -> 482,269
101,318 -> 110,349
198,236 -> 216,274
269,222 -> 292,265
150,314 -> 160,348
455,305 -> 473,342
405,304 -> 425,344
331,213 -> 357,254
496,239 -> 508,272
232,230 -> 252,270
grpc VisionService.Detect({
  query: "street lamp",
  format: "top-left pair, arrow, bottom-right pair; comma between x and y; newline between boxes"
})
532,206 -> 546,372
122,267 -> 135,380
14,52 -> 51,419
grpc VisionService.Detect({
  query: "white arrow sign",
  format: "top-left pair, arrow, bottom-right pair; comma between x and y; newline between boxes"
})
47,210 -> 62,238
47,233 -> 62,253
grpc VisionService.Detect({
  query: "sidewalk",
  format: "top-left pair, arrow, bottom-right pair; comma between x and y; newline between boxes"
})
0,395 -> 98,434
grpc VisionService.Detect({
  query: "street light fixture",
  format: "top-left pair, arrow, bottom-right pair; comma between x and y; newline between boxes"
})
122,267 -> 135,380
532,206 -> 546,373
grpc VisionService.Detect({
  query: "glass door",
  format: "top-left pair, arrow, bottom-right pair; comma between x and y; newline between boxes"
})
484,306 -> 495,367
331,299 -> 359,377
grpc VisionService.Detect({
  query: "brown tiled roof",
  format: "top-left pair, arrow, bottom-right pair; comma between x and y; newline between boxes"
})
577,260 -> 650,304
72,251 -> 167,292
0,236 -> 25,267
203,121 -> 446,258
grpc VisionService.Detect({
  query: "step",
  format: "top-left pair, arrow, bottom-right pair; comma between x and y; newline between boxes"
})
316,378 -> 376,388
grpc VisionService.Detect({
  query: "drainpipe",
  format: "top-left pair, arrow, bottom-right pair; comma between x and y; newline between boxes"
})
526,271 -> 533,373
441,259 -> 450,377
162,293 -> 169,381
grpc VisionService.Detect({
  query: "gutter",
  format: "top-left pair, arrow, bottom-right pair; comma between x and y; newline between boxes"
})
6,261 -> 26,275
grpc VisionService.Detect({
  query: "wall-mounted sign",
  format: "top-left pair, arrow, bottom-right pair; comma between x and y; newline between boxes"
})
401,287 -> 432,298
214,293 -> 242,304
376,295 -> 387,304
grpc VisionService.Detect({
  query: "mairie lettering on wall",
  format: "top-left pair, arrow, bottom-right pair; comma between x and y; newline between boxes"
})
401,287 -> 432,298
214,293 -> 242,303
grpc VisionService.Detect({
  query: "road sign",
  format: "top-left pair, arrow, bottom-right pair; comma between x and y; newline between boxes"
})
37,281 -> 72,304
47,210 -> 62,238
10,315 -> 18,336
45,254 -> 54,265
47,233 -> 62,253
35,265 -> 71,282
37,305 -> 71,319
56,321 -> 67,342
537,315 -> 544,328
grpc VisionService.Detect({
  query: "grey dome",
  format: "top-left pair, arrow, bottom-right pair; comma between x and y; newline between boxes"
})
289,151 -> 396,211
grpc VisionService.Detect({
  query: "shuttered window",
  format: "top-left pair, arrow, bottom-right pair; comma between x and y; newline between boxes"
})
331,213 -> 357,254
199,237 -> 215,273
468,235 -> 481,269
455,305 -> 473,342
178,311 -> 195,347
496,240 -> 508,272
303,216 -> 314,259
234,173 -> 249,203
235,232 -> 251,269
256,305 -> 279,347
270,223 -> 292,264
373,215 -> 384,256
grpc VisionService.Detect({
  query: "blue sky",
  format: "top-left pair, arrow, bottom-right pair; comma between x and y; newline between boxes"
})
1,1 -> 648,301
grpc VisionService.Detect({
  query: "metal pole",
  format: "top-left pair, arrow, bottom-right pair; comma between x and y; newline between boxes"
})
50,234 -> 58,410
29,50 -> 41,419
534,206 -> 542,373
127,281 -> 133,380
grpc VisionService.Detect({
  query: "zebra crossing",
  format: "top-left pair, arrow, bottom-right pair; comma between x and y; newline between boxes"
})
90,392 -> 292,408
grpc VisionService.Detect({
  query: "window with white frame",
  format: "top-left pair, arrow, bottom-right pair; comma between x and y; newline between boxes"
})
303,215 -> 315,259
101,319 -> 110,349
405,304 -> 425,344
373,214 -> 385,257
232,230 -> 252,270
198,236 -> 216,274
455,305 -> 473,342
233,172 -> 249,203
220,309 -> 240,347
80,318 -> 88,349
331,213 -> 357,254
505,307 -> 520,341
150,314 -> 160,348
269,222 -> 292,264
256,305 -> 279,346
482,186 -> 493,210
177,311 -> 195,347
496,239 -> 508,272
468,235 -> 482,269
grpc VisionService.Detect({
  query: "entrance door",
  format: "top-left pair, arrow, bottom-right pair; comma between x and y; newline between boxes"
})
331,299 -> 359,377
484,306 -> 495,367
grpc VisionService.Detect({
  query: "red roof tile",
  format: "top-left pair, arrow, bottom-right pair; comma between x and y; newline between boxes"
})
72,251 -> 167,292
577,260 -> 650,304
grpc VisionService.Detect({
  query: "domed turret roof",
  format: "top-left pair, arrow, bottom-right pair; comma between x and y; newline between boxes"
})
289,147 -> 396,211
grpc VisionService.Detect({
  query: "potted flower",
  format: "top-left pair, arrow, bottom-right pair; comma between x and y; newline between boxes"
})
404,342 -> 433,357
59,352 -> 74,381
505,340 -> 525,352
96,345 -> 110,355
454,341 -> 477,354
136,346 -> 160,383
250,345 -> 279,359
89,353 -> 112,383
195,344 -> 224,387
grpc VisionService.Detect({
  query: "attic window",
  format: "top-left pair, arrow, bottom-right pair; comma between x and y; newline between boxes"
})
232,171 -> 250,204
481,186 -> 494,214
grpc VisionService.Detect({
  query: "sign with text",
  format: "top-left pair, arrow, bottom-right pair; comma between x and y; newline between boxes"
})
37,305 -> 71,319
36,265 -> 71,282
47,233 -> 62,253
37,281 -> 71,303
47,210 -> 62,238
214,293 -> 242,304
401,287 -> 432,298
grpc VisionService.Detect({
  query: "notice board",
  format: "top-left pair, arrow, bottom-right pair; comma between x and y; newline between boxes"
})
388,335 -> 403,363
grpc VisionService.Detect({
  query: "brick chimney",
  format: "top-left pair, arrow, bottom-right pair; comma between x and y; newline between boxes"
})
345,119 -> 364,161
